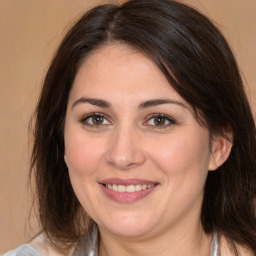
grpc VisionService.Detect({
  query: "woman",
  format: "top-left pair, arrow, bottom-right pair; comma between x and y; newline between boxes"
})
4,0 -> 256,255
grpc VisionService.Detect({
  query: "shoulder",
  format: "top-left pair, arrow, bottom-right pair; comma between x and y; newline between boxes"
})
2,234 -> 73,256
29,234 -> 73,256
2,244 -> 41,256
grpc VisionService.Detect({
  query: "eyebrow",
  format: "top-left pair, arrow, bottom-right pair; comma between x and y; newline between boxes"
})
72,97 -> 111,109
71,97 -> 187,110
138,99 -> 188,109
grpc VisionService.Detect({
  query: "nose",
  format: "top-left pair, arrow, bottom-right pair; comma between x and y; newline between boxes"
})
106,126 -> 146,170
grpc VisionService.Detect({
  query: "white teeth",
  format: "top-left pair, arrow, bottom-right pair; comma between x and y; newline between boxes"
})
105,184 -> 155,192
126,185 -> 135,192
118,185 -> 126,192
142,184 -> 147,190
135,184 -> 141,191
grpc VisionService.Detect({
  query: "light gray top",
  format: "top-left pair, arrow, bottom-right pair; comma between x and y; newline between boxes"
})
3,225 -> 219,256
2,244 -> 41,256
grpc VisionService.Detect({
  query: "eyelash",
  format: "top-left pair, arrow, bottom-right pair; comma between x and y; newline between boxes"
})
145,114 -> 176,129
80,113 -> 111,128
80,113 -> 176,129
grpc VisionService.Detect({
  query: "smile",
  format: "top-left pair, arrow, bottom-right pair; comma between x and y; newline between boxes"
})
104,184 -> 155,193
99,179 -> 158,203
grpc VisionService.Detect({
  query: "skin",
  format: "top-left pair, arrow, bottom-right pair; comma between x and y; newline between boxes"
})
64,44 -> 232,256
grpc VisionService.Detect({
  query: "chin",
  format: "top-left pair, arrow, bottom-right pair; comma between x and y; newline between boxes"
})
96,212 -> 160,238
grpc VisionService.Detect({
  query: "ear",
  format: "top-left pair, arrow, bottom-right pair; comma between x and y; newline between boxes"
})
208,134 -> 233,171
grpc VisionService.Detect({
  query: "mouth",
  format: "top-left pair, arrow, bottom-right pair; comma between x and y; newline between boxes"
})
99,178 -> 159,203
102,183 -> 155,192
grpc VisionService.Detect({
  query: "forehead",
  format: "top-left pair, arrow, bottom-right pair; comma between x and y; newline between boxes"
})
69,43 -> 188,108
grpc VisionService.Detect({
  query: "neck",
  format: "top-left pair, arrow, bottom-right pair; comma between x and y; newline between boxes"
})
98,221 -> 212,256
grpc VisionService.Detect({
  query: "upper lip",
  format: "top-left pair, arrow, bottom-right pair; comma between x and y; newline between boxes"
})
99,178 -> 158,186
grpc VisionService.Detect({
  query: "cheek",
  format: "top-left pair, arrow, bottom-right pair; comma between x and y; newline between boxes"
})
65,133 -> 106,214
149,130 -> 211,179
65,130 -> 106,177
151,132 -> 211,212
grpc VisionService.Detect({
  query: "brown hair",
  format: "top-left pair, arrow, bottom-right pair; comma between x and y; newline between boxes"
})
31,0 -> 256,254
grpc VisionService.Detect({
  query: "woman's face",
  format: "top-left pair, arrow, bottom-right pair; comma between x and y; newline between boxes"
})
64,44 -> 216,239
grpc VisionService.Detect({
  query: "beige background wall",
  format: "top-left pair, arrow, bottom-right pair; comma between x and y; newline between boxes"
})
0,0 -> 255,253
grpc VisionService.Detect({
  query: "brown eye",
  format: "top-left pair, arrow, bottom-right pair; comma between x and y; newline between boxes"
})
153,116 -> 166,126
82,114 -> 111,126
146,114 -> 175,128
92,115 -> 104,125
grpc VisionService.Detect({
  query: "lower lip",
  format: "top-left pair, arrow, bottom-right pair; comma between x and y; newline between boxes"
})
100,184 -> 157,203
